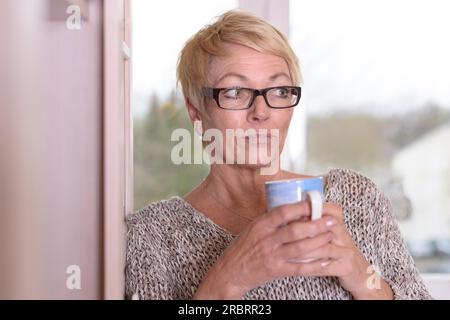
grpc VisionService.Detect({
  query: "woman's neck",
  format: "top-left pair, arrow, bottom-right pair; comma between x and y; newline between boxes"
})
201,164 -> 308,217
183,164 -> 314,235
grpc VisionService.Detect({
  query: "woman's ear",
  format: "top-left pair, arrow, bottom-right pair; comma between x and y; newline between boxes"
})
185,98 -> 202,124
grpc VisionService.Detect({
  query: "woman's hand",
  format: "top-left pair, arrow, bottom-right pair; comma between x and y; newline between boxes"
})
193,201 -> 394,300
304,203 -> 394,300
193,201 -> 337,299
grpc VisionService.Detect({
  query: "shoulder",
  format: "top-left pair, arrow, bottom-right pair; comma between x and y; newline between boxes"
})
127,196 -> 182,229
126,196 -> 185,247
325,168 -> 394,236
326,168 -> 389,209
125,197 -> 187,299
125,197 -> 184,288
325,168 -> 396,256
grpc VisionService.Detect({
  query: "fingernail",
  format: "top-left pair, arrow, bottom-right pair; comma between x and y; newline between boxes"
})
321,261 -> 331,267
326,219 -> 335,227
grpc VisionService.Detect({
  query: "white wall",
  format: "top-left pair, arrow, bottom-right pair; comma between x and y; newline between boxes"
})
423,274 -> 450,300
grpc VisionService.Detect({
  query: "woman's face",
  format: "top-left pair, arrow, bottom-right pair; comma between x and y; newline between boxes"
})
200,43 -> 295,170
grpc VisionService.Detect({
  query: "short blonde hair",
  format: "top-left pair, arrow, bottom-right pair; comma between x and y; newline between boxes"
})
176,9 -> 302,109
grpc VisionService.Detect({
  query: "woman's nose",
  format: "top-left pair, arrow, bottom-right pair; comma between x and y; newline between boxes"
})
248,95 -> 270,122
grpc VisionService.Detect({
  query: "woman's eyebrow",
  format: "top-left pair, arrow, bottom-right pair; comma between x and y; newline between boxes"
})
269,72 -> 291,82
215,73 -> 248,86
214,72 -> 291,86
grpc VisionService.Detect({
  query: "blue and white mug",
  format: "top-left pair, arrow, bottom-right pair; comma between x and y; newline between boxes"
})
265,177 -> 324,263
265,176 -> 324,220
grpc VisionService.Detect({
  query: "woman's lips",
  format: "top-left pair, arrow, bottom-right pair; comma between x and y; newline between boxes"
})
244,134 -> 272,139
242,133 -> 278,144
244,132 -> 278,138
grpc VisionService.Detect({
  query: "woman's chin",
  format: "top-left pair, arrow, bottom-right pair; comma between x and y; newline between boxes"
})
231,155 -> 280,174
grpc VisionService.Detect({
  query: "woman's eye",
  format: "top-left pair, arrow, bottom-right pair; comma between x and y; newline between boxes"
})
223,88 -> 242,99
275,88 -> 290,98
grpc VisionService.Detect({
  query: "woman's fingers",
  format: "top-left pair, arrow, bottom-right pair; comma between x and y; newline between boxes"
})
282,258 -> 332,277
266,202 -> 344,230
322,203 -> 344,224
276,231 -> 333,260
273,217 -> 337,244
264,201 -> 313,228
280,243 -> 349,278
327,223 -> 352,247
299,242 -> 348,261
321,203 -> 352,246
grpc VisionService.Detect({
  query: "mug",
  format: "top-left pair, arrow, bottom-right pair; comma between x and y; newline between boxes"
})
265,176 -> 324,220
265,176 -> 324,263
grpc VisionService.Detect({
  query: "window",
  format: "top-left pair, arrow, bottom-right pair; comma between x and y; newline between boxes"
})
132,0 -> 238,210
290,0 -> 450,273
132,0 -> 450,275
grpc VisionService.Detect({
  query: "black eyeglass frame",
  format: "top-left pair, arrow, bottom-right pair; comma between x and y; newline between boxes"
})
202,86 -> 302,110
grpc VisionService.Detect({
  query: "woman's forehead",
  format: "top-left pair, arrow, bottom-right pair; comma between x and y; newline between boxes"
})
213,43 -> 286,65
209,45 -> 290,85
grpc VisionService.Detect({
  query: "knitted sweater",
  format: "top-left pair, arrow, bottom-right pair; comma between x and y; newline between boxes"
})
125,168 -> 432,300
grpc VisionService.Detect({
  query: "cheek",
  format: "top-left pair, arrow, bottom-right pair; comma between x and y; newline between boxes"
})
208,110 -> 247,131
272,110 -> 293,133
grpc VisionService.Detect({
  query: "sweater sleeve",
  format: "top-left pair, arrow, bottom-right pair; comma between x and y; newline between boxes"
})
124,211 -> 174,300
370,184 -> 433,300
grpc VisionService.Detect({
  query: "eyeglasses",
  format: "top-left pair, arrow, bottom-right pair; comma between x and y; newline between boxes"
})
202,86 -> 301,110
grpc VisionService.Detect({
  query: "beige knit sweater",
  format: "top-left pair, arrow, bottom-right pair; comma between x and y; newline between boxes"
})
125,168 -> 432,300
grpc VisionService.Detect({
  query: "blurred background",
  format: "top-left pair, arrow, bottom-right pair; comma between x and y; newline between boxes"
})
0,0 -> 449,299
132,0 -> 450,279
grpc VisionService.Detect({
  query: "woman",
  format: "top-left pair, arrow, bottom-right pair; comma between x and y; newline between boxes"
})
125,10 -> 431,300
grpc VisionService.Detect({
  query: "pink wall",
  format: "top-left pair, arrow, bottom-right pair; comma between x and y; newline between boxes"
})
0,0 -> 105,299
